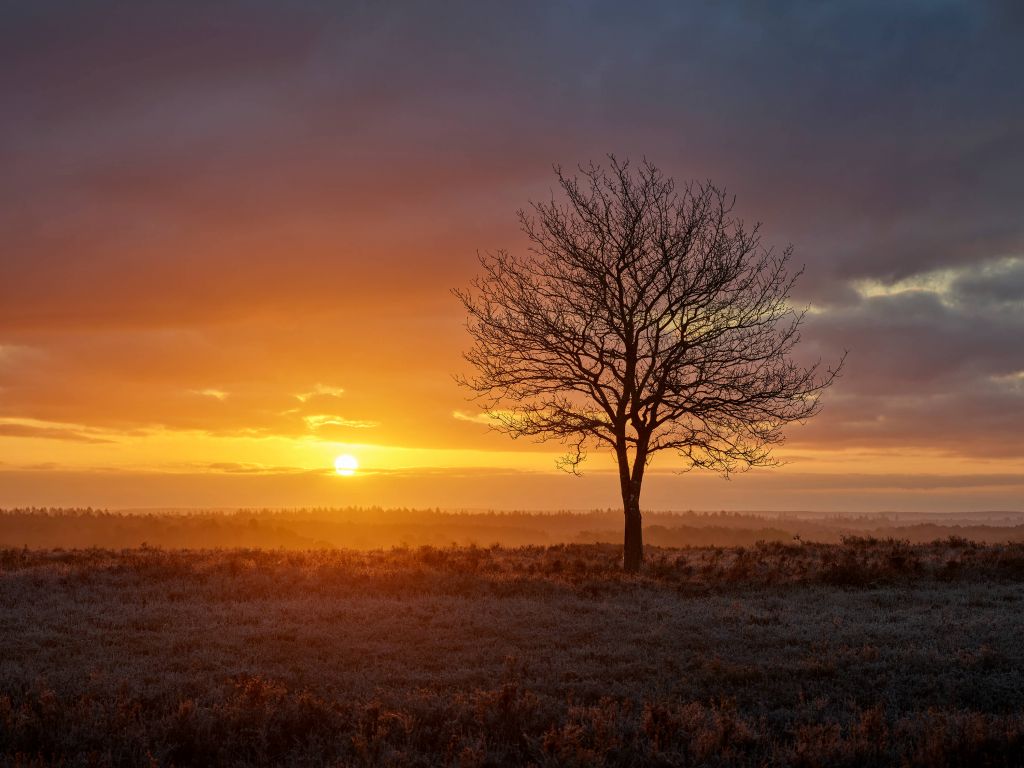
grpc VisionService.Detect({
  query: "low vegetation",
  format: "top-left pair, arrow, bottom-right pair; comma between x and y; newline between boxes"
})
2,539 -> 1023,765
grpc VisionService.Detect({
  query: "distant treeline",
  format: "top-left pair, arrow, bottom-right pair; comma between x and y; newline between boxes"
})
3,507 -> 1024,549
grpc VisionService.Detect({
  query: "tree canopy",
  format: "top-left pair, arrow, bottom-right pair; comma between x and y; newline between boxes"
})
456,158 -> 842,569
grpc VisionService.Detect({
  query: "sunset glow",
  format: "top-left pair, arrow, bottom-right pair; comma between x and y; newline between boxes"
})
0,2 -> 1020,514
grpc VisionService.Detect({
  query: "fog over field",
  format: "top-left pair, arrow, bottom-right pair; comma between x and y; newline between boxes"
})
3,507 -> 1024,551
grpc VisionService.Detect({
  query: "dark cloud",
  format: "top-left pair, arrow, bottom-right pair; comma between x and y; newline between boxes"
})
952,258 -> 1024,308
793,253 -> 1024,456
807,285 -> 1024,393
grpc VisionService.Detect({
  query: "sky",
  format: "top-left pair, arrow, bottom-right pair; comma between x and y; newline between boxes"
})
1,1 -> 1023,512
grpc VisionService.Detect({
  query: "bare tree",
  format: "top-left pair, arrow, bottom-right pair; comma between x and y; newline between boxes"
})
455,158 -> 842,571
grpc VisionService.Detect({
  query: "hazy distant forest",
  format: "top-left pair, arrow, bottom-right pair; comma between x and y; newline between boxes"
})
2,507 -> 1024,557
5,507 -> 1024,551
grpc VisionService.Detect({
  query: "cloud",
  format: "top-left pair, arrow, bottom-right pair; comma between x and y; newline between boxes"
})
850,256 -> 1024,311
791,253 -> 1024,456
991,371 -> 1024,392
302,414 -> 379,430
0,418 -> 116,444
4,1 -> 1017,331
808,255 -> 1024,389
951,256 -> 1024,309
452,410 -> 496,425
295,384 -> 345,403
203,462 -> 312,475
190,388 -> 229,401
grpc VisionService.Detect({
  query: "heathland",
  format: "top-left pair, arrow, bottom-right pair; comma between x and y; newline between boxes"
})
2,537 -> 1024,766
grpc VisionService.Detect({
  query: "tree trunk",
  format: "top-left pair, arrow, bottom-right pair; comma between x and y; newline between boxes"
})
622,485 -> 643,573
617,436 -> 646,573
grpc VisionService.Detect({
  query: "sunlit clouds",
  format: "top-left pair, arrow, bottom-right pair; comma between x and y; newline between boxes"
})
303,414 -> 379,430
295,384 -> 346,403
190,388 -> 229,401
850,256 -> 1024,308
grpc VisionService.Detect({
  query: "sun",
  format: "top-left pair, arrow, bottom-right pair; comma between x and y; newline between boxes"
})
333,454 -> 359,477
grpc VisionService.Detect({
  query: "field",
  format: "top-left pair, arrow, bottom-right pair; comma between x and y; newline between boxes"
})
2,539 -> 1024,766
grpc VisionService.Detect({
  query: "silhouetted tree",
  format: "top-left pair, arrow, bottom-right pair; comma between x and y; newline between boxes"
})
456,158 -> 842,571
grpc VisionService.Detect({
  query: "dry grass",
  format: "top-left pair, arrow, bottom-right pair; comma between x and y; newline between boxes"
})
2,539 -> 1023,766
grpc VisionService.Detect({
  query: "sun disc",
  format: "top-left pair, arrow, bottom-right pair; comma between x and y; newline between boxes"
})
334,454 -> 358,476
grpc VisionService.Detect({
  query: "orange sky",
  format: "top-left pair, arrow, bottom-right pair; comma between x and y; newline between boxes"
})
1,3 -> 1023,512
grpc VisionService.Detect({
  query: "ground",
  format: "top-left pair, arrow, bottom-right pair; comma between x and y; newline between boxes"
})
1,540 -> 1023,766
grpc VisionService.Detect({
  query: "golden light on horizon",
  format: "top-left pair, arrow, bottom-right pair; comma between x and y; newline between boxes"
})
334,453 -> 359,477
